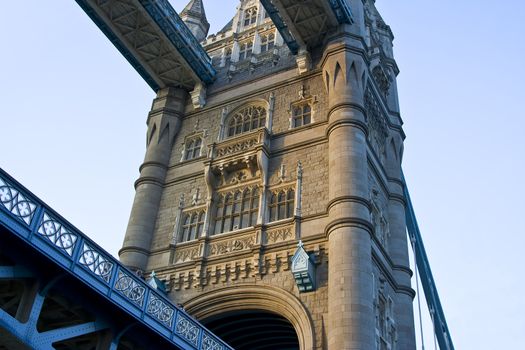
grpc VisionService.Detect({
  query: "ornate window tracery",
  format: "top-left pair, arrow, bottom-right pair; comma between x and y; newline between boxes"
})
184,138 -> 202,161
243,7 -> 258,26
269,188 -> 295,222
227,105 -> 267,138
179,210 -> 205,242
292,104 -> 312,128
213,187 -> 259,234
260,33 -> 275,53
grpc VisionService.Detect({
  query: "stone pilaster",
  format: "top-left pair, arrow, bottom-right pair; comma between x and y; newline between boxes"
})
119,87 -> 187,272
322,29 -> 375,349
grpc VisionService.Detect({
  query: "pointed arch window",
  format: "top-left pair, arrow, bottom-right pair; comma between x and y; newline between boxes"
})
227,105 -> 267,138
269,188 -> 295,222
244,7 -> 258,26
184,137 -> 202,161
239,41 -> 253,60
214,187 -> 259,234
260,33 -> 275,53
179,210 -> 205,242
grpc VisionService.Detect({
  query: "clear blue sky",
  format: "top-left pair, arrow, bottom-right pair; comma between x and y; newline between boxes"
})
1,1 -> 524,349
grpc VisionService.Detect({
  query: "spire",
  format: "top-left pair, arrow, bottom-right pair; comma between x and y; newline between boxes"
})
180,0 -> 210,42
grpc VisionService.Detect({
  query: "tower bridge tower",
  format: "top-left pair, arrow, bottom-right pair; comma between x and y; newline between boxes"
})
116,0 -> 416,349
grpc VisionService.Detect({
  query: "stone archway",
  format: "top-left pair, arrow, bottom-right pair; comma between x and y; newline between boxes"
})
184,285 -> 315,350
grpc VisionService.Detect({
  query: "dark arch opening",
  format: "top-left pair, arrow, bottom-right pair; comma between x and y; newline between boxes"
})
202,310 -> 300,350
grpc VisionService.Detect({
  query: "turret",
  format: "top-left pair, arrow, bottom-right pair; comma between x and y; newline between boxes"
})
180,0 -> 210,42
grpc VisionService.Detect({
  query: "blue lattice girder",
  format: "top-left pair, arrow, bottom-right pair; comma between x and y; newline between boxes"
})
259,0 -> 300,55
260,0 -> 354,54
75,0 -> 216,92
0,167 -> 232,350
0,265 -> 33,279
138,0 -> 216,84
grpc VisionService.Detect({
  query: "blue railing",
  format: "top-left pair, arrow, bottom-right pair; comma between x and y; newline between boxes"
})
403,171 -> 455,350
0,167 -> 232,350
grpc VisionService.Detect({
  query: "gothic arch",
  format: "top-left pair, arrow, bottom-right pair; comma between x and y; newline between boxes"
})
183,284 -> 315,349
223,100 -> 269,139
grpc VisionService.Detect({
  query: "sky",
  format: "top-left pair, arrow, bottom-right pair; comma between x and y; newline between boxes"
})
1,1 -> 524,349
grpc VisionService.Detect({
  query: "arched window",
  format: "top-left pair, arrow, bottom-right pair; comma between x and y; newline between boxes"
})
214,187 -> 259,234
180,211 -> 205,242
227,105 -> 267,138
292,104 -> 311,128
269,188 -> 295,222
260,33 -> 275,53
184,138 -> 202,161
239,41 -> 253,60
244,7 -> 258,26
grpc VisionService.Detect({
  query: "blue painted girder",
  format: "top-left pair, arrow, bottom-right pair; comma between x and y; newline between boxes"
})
260,0 -> 353,54
75,0 -> 216,91
0,167 -> 232,350
403,171 -> 455,350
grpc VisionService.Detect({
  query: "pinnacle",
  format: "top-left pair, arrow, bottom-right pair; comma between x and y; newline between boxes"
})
181,0 -> 208,25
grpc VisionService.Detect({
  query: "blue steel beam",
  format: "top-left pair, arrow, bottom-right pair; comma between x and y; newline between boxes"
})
75,0 -> 216,91
259,0 -> 300,55
403,171 -> 455,350
138,0 -> 215,84
260,0 -> 353,54
0,167 -> 232,350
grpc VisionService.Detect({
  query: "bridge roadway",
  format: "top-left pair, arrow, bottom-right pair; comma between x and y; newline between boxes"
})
0,168 -> 232,350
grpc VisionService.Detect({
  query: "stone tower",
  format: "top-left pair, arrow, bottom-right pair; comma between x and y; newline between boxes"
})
119,0 -> 416,349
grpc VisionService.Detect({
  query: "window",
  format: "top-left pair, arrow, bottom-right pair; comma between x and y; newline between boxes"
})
224,47 -> 232,64
239,41 -> 253,60
292,104 -> 311,128
269,188 -> 295,222
227,105 -> 266,138
184,138 -> 202,161
243,7 -> 258,26
214,188 -> 259,234
180,211 -> 205,242
260,33 -> 275,53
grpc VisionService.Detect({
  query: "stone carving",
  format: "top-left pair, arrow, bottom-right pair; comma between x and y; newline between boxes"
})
174,246 -> 200,264
209,236 -> 255,257
266,227 -> 293,244
216,137 -> 259,158
365,86 -> 388,160
372,65 -> 391,96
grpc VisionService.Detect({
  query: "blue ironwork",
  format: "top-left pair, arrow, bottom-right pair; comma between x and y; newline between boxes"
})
74,0 -> 216,91
403,171 -> 455,350
259,0 -> 300,55
0,167 -> 232,350
138,0 -> 216,84
74,0 -> 161,91
260,0 -> 353,55
328,0 -> 354,25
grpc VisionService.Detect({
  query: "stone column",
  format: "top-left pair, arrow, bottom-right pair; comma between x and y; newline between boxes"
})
322,29 -> 375,349
386,134 -> 417,349
119,87 -> 187,272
